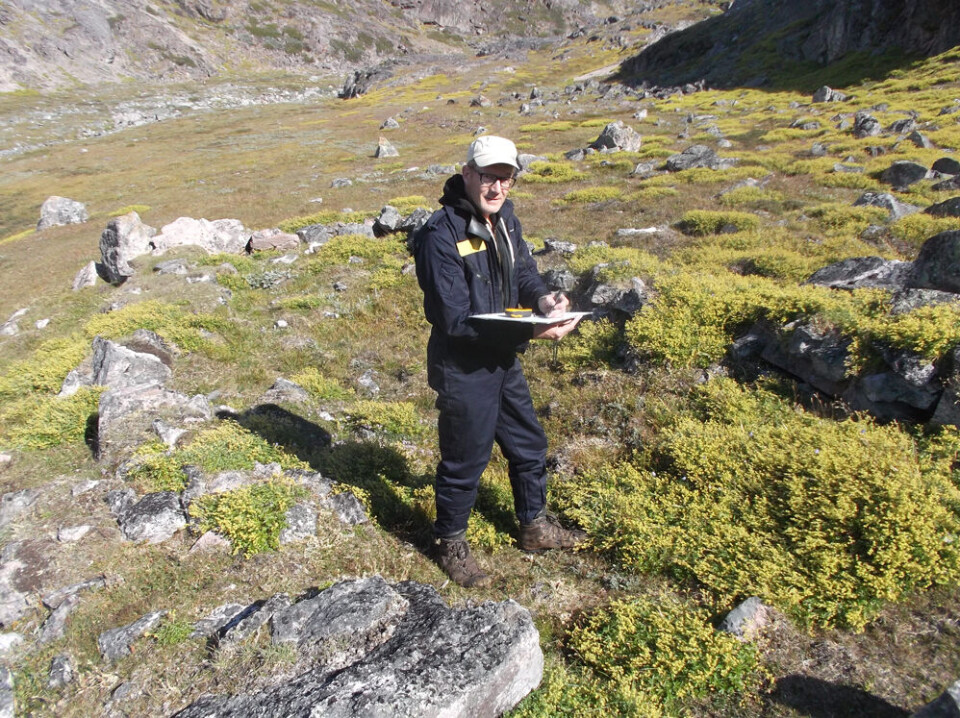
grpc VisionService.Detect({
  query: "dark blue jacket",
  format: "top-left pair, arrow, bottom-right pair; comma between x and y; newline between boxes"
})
414,175 -> 548,362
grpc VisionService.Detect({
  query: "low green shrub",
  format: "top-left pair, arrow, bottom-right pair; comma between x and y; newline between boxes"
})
189,478 -> 308,556
555,318 -> 621,370
717,186 -> 785,207
278,209 -> 370,234
386,195 -> 432,214
569,595 -> 764,705
0,335 -> 88,399
556,378 -> 960,629
890,213 -> 960,248
304,235 -> 408,273
290,367 -> 353,400
4,387 -> 102,450
677,210 -> 760,235
806,203 -> 888,235
345,400 -> 425,438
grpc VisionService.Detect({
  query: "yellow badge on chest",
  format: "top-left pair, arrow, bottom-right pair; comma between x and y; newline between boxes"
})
456,237 -> 486,257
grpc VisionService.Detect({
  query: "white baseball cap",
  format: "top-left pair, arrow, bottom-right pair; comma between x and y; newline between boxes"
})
466,135 -> 520,170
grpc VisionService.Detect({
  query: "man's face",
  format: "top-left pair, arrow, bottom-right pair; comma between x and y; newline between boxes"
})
463,162 -> 516,220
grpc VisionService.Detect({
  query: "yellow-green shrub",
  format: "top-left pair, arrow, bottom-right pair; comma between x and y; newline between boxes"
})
126,421 -> 308,492
345,400 -> 425,438
189,478 -> 308,556
890,213 -> 960,247
521,161 -> 586,184
555,318 -> 621,370
566,245 -> 665,280
677,210 -> 760,235
5,387 -> 102,450
278,209 -> 370,233
304,235 -> 408,272
717,186 -> 785,207
558,186 -> 624,205
386,195 -> 432,214
0,335 -> 88,399
83,300 -> 231,352
556,378 -> 960,629
290,367 -> 353,400
806,203 -> 889,236
569,595 -> 763,705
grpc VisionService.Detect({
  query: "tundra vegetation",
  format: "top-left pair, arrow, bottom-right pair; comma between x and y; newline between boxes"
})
0,2 -> 959,716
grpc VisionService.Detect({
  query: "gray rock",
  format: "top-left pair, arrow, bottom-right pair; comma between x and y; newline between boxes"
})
540,238 -> 578,255
98,610 -> 165,662
806,256 -> 912,291
270,577 -> 407,668
911,677 -> 960,717
57,525 -> 93,543
890,288 -> 960,315
174,581 -> 542,718
846,371 -> 942,418
106,489 -> 137,520
852,111 -> 882,138
760,322 -> 852,396
588,120 -> 641,152
39,593 -> 80,644
888,117 -> 918,135
152,419 -> 188,449
664,144 -> 728,171
564,148 -> 586,161
330,178 -> 353,188
191,603 -> 250,639
932,157 -> 960,176
542,269 -> 577,293
909,231 -> 960,294
153,259 -> 189,275
248,228 -> 301,252
881,161 -> 931,189
908,131 -> 934,149
0,634 -> 23,657
42,576 -> 108,610
118,492 -> 187,544
812,86 -> 848,103
92,337 -> 172,391
833,162 -> 863,173
0,667 -> 12,718
0,565 -> 29,629
933,177 -> 960,192
324,492 -> 369,526
37,196 -> 89,230
261,377 -> 310,404
72,260 -> 99,290
48,654 -> 75,689
853,192 -> 921,220
810,142 -> 829,157
215,593 -> 291,647
128,329 -> 178,366
99,211 -> 158,284
278,503 -> 317,544
374,205 -> 403,235
931,385 -> 960,428
718,596 -> 770,641
356,370 -> 380,397
380,117 -> 400,130
0,489 -> 40,529
375,137 -> 399,158
925,197 -> 960,218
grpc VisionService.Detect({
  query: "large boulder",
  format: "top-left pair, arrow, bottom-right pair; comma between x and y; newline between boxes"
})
98,211 -> 157,284
760,322 -> 853,396
664,144 -> 735,171
924,197 -> 960,218
37,196 -> 89,230
880,161 -> 930,189
853,111 -> 882,138
115,492 -> 187,544
174,580 -> 542,718
588,121 -> 642,152
92,337 -> 172,391
153,217 -> 248,255
909,230 -> 960,294
932,157 -> 960,175
812,86 -> 848,103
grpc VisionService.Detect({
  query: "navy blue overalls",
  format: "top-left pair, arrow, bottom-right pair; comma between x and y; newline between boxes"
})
414,175 -> 551,538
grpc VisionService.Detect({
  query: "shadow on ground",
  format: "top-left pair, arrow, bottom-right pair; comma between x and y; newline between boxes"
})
770,675 -> 910,718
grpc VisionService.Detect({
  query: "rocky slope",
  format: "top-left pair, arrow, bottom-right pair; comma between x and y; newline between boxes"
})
0,0 -> 629,92
618,0 -> 960,88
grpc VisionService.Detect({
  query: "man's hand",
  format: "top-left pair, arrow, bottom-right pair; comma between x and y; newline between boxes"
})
532,315 -> 581,341
537,291 -> 569,317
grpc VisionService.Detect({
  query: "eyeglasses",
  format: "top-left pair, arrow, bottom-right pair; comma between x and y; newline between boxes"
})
475,170 -> 517,190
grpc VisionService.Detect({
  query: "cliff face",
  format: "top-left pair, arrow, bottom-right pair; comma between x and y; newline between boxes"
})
618,0 -> 960,89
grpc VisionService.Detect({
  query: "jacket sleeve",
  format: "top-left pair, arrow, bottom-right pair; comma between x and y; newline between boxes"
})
415,215 -> 534,348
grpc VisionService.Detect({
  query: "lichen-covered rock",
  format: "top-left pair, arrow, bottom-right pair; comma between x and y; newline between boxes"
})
99,211 -> 157,284
588,120 -> 641,152
98,610 -> 165,662
806,256 -> 912,291
92,337 -> 172,391
175,580 -> 542,718
117,492 -> 187,544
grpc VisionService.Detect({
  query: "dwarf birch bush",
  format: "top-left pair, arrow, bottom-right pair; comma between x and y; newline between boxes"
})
556,378 -> 960,629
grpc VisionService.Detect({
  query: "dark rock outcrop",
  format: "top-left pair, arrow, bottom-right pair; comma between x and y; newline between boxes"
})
175,579 -> 542,718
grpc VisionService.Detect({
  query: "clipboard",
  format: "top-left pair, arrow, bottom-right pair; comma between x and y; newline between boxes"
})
470,311 -> 591,325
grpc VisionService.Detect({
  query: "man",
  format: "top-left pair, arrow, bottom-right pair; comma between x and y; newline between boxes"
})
413,135 -> 585,588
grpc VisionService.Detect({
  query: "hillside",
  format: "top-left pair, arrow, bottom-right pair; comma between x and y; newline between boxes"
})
0,0 -> 634,92
1,0 -> 960,716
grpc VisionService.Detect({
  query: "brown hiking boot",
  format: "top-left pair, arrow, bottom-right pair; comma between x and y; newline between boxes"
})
435,538 -> 492,588
518,512 -> 586,552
